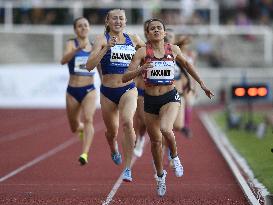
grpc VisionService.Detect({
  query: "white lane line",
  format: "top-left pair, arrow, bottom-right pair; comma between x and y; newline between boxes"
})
199,112 -> 261,205
102,136 -> 149,205
0,117 -> 66,144
0,138 -> 76,183
0,122 -> 104,183
102,156 -> 138,205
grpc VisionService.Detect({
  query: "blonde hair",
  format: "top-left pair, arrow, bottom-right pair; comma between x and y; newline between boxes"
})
105,9 -> 126,33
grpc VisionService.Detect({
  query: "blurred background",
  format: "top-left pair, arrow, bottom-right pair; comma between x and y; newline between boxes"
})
0,1 -> 272,201
0,0 -> 272,107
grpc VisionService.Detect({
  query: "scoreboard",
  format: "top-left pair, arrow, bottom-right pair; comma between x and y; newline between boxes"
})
231,83 -> 270,100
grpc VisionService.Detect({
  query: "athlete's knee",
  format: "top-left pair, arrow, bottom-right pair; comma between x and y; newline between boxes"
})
83,116 -> 93,125
150,139 -> 162,148
121,119 -> 134,130
105,129 -> 118,139
160,125 -> 173,137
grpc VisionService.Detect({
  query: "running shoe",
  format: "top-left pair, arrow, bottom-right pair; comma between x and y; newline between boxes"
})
134,137 -> 145,157
122,168 -> 132,182
78,153 -> 88,165
156,170 -> 167,197
171,156 -> 184,177
111,152 -> 122,165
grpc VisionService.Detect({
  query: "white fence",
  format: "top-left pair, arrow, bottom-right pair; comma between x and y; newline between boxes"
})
0,64 -> 101,108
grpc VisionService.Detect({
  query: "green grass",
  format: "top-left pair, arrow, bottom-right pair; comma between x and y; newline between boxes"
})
213,111 -> 273,193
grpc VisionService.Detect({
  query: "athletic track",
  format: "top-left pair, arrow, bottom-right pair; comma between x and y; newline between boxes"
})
0,106 -> 249,205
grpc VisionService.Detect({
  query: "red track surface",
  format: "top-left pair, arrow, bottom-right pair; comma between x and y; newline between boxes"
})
0,108 -> 249,205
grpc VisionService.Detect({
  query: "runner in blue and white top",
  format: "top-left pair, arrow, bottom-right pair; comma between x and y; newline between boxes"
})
60,17 -> 97,166
100,32 -> 136,75
86,9 -> 145,183
67,38 -> 95,76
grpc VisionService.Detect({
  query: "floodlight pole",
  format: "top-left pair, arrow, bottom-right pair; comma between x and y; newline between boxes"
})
245,99 -> 255,131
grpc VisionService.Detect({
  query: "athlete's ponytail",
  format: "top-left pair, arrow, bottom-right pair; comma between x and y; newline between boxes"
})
105,12 -> 110,33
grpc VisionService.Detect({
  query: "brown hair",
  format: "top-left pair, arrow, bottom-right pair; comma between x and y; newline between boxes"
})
176,36 -> 191,48
143,19 -> 151,41
143,19 -> 150,32
104,9 -> 126,33
145,18 -> 166,33
73,17 -> 89,29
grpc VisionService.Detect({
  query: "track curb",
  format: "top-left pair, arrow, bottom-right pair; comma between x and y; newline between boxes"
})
199,112 -> 268,205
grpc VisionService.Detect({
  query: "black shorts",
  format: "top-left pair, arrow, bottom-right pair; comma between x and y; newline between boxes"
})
144,88 -> 181,115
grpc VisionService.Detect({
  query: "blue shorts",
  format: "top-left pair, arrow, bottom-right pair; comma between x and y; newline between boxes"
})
67,84 -> 95,103
144,88 -> 181,115
100,82 -> 135,105
137,87 -> 144,97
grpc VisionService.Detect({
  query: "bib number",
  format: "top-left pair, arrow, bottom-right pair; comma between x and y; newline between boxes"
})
74,56 -> 88,73
110,45 -> 136,66
146,61 -> 175,84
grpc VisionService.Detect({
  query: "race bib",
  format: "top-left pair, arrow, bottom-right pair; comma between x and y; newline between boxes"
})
146,61 -> 175,84
110,45 -> 136,66
74,56 -> 89,73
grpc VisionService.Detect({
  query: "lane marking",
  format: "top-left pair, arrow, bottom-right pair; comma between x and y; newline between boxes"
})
102,136 -> 148,205
102,156 -> 138,205
0,138 -> 76,183
0,122 -> 104,183
199,112 -> 261,205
